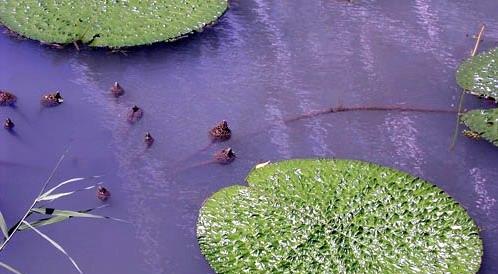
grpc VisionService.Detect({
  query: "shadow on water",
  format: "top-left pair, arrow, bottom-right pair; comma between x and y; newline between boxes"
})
1,0 -> 498,273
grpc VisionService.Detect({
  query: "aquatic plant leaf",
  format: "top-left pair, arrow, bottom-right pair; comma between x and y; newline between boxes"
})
0,210 -> 9,239
0,261 -> 22,274
461,108 -> 498,147
197,159 -> 483,274
30,208 -> 128,223
37,184 -> 101,202
37,176 -> 100,201
0,0 -> 228,48
456,47 -> 498,100
21,220 -> 82,274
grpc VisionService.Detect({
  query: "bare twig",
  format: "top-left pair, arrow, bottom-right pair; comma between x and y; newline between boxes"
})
471,25 -> 485,57
450,24 -> 485,150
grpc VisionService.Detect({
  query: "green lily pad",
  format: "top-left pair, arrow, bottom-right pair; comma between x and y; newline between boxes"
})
456,47 -> 498,100
461,108 -> 498,147
197,159 -> 482,273
0,0 -> 228,48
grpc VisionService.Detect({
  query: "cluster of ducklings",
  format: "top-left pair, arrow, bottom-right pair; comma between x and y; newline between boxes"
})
113,81 -> 236,164
1,89 -> 64,130
1,83 -> 237,199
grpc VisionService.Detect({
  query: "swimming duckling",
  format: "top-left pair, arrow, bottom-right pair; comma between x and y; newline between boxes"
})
145,132 -> 154,147
209,120 -> 231,141
111,82 -> 125,97
214,147 -> 236,165
127,105 -> 143,124
0,90 -> 17,106
4,118 -> 14,130
96,186 -> 111,201
41,91 -> 63,107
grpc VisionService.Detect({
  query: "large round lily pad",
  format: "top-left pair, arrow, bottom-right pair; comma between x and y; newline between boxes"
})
197,159 -> 482,273
0,0 -> 228,47
456,47 -> 498,100
462,108 -> 498,147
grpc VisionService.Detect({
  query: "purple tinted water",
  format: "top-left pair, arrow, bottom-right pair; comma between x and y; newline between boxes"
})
1,0 -> 498,273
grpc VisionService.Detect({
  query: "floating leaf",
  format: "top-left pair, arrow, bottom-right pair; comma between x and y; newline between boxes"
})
461,108 -> 498,147
197,159 -> 483,273
0,261 -> 22,274
21,221 -> 82,274
0,0 -> 228,48
456,47 -> 498,101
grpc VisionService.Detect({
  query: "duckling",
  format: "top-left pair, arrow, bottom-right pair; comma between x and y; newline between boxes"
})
209,120 -> 231,141
214,147 -> 236,165
110,82 -> 125,97
96,186 -> 111,201
127,105 -> 143,123
41,91 -> 63,107
145,132 -> 154,147
4,118 -> 14,130
0,90 -> 17,106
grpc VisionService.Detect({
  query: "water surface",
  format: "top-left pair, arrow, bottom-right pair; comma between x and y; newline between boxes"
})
1,0 -> 498,273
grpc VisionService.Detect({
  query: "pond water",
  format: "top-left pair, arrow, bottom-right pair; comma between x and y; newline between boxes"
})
1,0 -> 498,273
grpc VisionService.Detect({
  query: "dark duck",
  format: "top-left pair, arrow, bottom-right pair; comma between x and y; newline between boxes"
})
111,82 -> 125,97
41,91 -> 63,107
214,147 -> 236,165
0,90 -> 17,106
144,132 -> 154,147
4,118 -> 14,130
127,105 -> 143,123
209,120 -> 232,141
96,186 -> 111,201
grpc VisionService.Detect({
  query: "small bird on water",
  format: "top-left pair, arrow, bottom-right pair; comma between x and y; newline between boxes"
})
127,105 -> 143,124
41,91 -> 64,107
209,120 -> 232,141
4,118 -> 14,130
145,132 -> 154,147
96,186 -> 111,201
110,82 -> 125,97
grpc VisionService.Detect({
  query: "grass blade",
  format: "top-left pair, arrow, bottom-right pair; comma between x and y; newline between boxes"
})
0,261 -> 22,274
37,184 -> 101,202
31,208 -> 128,223
0,210 -> 9,239
21,220 -> 82,274
17,206 -> 110,231
38,176 -> 100,201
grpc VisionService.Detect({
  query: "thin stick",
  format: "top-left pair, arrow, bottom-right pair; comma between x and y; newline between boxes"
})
0,151 -> 67,251
471,25 -> 485,57
450,24 -> 485,150
285,105 -> 456,123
